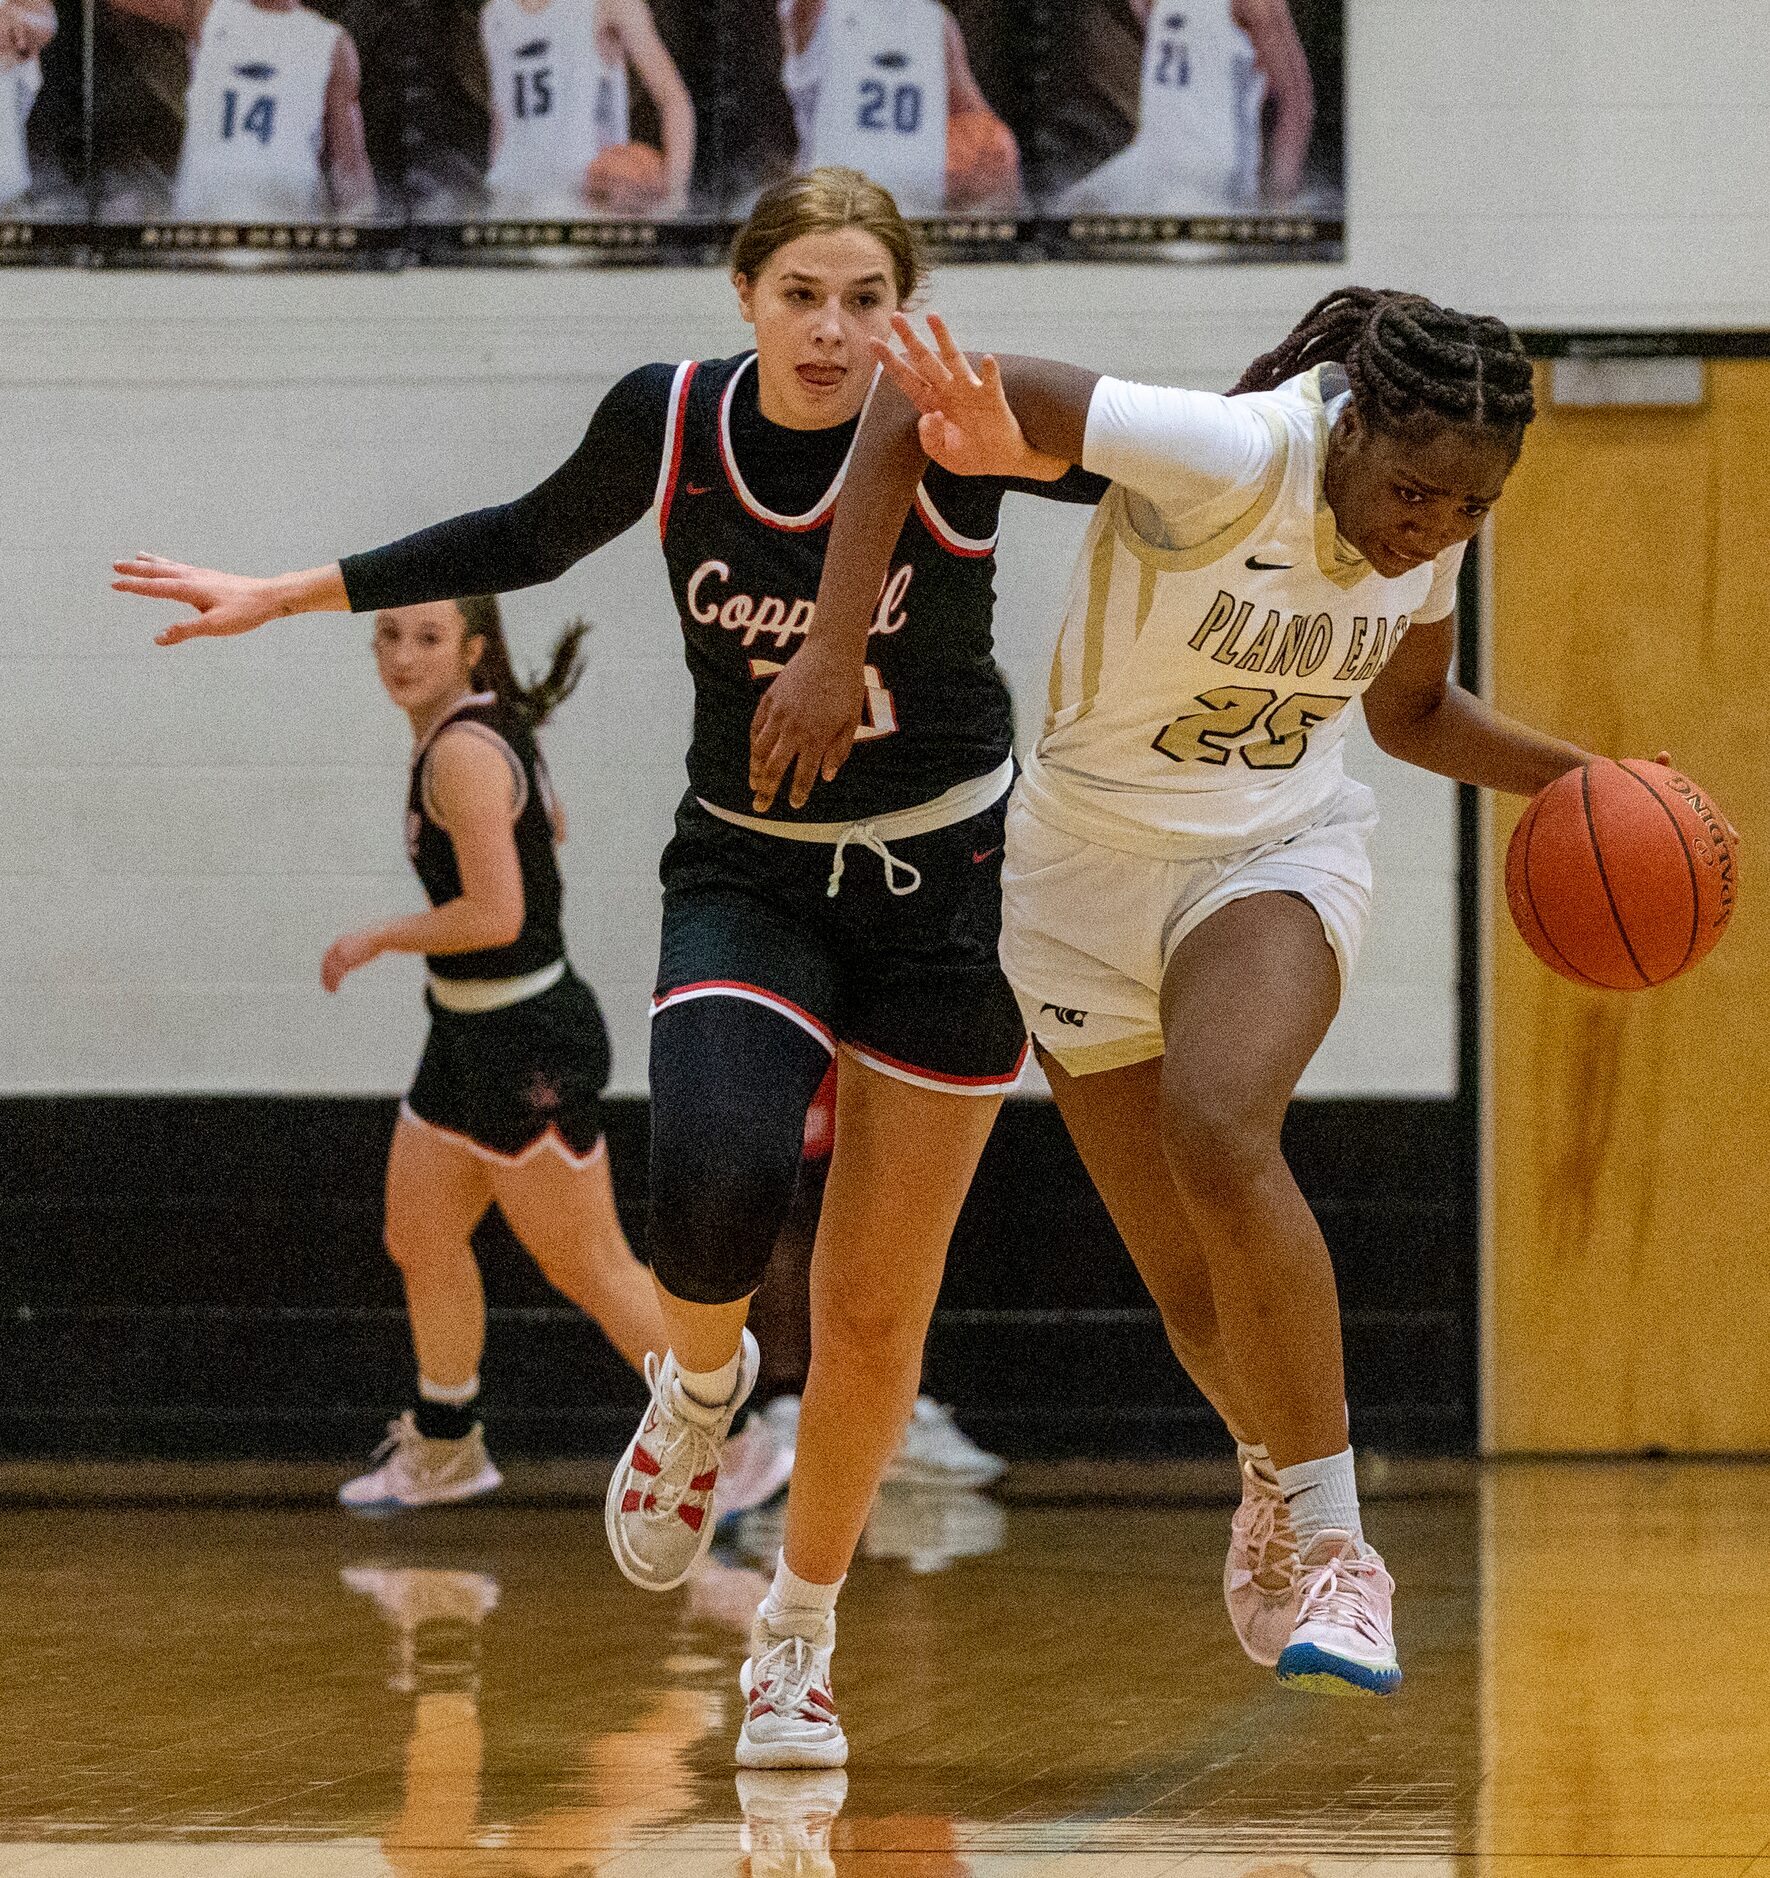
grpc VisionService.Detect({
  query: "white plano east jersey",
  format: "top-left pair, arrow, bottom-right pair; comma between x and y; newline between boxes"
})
1026,364 -> 1463,858
174,0 -> 339,221
482,0 -> 629,214
781,0 -> 947,215
0,55 -> 41,207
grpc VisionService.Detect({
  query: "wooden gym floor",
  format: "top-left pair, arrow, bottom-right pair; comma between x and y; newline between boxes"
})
0,1460 -> 1763,1875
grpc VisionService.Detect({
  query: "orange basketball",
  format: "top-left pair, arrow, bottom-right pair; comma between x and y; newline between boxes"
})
1505,758 -> 1739,989
586,141 -> 668,214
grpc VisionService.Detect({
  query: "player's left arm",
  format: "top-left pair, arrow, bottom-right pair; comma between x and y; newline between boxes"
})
609,0 -> 694,210
2,0 -> 57,59
1360,610 -> 1589,797
940,8 -> 1019,208
321,31 -> 376,216
1231,0 -> 1312,203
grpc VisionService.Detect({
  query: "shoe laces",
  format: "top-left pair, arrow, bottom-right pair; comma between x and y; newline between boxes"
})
751,1632 -> 829,1723
635,1353 -> 723,1523
1296,1545 -> 1390,1646
1232,1464 -> 1297,1584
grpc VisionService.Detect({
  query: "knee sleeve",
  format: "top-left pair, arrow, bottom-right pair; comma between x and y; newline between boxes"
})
646,995 -> 833,1305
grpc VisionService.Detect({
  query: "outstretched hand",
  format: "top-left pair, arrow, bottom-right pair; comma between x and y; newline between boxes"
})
871,312 -> 1047,480
112,555 -> 288,645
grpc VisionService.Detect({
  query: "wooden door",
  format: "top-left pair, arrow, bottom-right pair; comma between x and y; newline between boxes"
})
1487,360 -> 1770,1451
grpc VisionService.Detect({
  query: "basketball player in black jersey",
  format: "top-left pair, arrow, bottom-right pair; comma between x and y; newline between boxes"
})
329,594 -> 664,1513
115,166 -> 1106,1768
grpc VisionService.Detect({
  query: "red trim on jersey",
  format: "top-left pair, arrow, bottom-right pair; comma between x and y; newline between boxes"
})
649,978 -> 836,1051
913,486 -> 998,559
844,1038 -> 1029,1092
656,361 -> 700,543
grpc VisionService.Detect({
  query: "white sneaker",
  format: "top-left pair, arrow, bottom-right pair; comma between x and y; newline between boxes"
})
606,1330 -> 760,1592
737,1612 -> 848,1768
862,1487 -> 1006,1573
337,1412 -> 502,1515
1275,1529 -> 1402,1696
340,1565 -> 500,1695
1223,1458 -> 1300,1668
881,1397 -> 1005,1489
736,1768 -> 848,1877
716,1406 -> 798,1524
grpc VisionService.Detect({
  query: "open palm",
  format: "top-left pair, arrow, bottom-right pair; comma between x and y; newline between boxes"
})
871,312 -> 1036,480
111,554 -> 284,645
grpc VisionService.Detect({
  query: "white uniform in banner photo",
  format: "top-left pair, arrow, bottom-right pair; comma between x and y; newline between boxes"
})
1006,364 -> 1465,1076
481,0 -> 629,216
174,0 -> 340,221
780,0 -> 946,215
0,52 -> 42,207
1058,1 -> 1264,216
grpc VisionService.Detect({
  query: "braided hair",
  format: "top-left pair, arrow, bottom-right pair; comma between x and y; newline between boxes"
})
458,594 -> 590,728
1231,287 -> 1536,440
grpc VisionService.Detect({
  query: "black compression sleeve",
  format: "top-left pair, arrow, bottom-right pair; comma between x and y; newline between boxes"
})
997,464 -> 1111,504
338,363 -> 677,613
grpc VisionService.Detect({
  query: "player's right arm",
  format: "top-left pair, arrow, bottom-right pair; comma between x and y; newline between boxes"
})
607,0 -> 695,211
116,364 -> 673,645
1233,0 -> 1313,202
322,728 -> 525,991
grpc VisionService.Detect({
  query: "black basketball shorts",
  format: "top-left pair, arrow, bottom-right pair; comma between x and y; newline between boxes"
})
651,793 -> 1029,1094
404,966 -> 611,1164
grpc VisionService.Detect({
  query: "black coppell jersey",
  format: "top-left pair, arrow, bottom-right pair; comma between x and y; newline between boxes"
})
407,692 -> 567,981
658,352 -> 1025,825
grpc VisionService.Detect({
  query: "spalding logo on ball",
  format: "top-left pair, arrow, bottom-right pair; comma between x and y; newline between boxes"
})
1506,759 -> 1739,989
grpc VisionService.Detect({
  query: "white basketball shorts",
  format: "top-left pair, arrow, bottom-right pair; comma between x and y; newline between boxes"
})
999,776 -> 1379,1077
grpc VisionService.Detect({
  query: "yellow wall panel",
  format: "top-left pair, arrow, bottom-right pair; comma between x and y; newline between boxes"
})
1488,361 -> 1770,1452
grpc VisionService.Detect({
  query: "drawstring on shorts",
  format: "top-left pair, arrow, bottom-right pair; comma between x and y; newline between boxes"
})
827,823 -> 923,898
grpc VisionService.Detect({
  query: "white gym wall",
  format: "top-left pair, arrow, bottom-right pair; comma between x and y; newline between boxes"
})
1,0 -> 1764,1097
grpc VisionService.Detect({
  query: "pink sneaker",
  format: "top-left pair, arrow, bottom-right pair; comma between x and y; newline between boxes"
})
1223,1457 -> 1300,1667
1275,1529 -> 1402,1696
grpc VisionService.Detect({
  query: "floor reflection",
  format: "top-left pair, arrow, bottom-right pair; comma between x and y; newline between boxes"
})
0,1466 -> 1763,1872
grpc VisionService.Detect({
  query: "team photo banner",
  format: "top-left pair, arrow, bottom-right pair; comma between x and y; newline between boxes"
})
0,0 -> 1343,266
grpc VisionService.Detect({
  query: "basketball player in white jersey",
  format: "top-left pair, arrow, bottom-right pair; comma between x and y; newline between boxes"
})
756,294 -> 1620,1702
0,0 -> 53,206
104,0 -> 373,220
480,0 -> 692,218
778,0 -> 1018,215
1058,0 -> 1313,214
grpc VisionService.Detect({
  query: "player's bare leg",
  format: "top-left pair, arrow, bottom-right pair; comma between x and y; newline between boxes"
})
739,1053 -> 1001,1768
340,1117 -> 502,1514
1043,1047 -> 1298,1665
1158,891 -> 1398,1694
489,1144 -> 665,1372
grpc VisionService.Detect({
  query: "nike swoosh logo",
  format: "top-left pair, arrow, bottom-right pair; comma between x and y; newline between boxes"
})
972,847 -> 1000,864
685,483 -> 712,496
1246,555 -> 1293,570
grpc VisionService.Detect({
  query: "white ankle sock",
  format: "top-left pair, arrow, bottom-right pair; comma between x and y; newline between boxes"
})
677,1347 -> 743,1409
761,1555 -> 843,1639
1236,1440 -> 1278,1486
1276,1446 -> 1362,1548
417,1372 -> 479,1406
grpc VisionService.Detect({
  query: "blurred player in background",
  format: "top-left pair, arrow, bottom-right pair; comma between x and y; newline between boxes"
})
1058,0 -> 1312,214
778,0 -> 1018,215
103,0 -> 373,220
0,0 -> 53,205
480,0 -> 693,218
